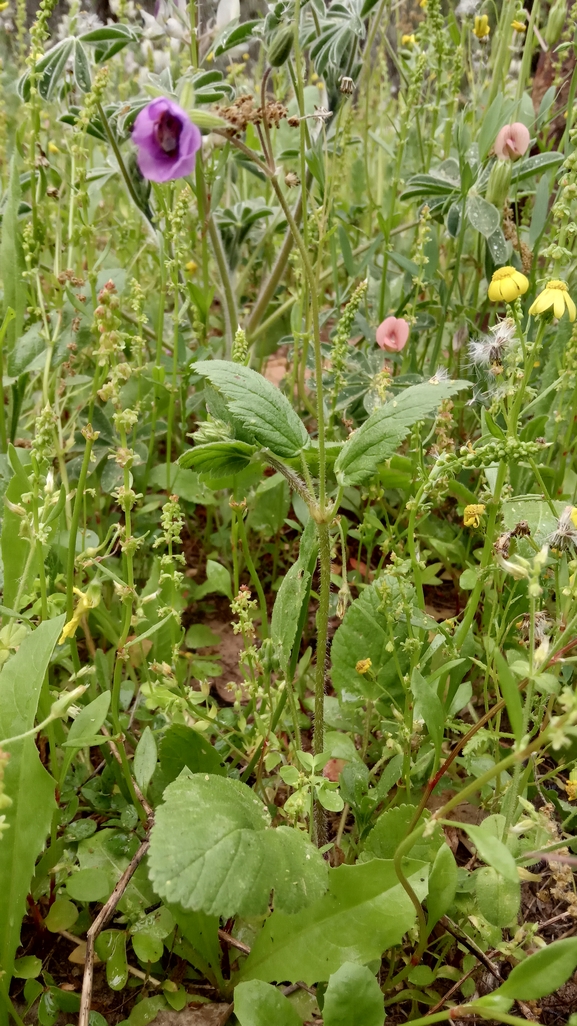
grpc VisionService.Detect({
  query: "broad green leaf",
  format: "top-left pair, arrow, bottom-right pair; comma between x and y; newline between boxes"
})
335,380 -> 471,485
148,463 -> 217,504
411,668 -> 444,758
234,981 -> 302,1026
497,937 -> 577,1000
1,467 -> 35,611
132,932 -> 163,964
73,40 -> 91,92
466,195 -> 500,238
66,867 -> 110,902
77,829 -> 155,914
463,824 -> 517,881
427,843 -> 457,927
511,151 -> 564,184
133,726 -> 157,792
271,564 -> 311,672
323,962 -> 384,1026
502,495 -> 563,548
185,624 -> 221,648
95,930 -> 129,991
44,898 -> 78,933
194,361 -> 309,458
476,866 -> 520,927
478,94 -> 504,161
148,772 -> 327,918
63,692 -> 110,748
179,440 -> 257,480
192,559 -> 232,601
126,996 -> 166,1026
168,905 -> 222,981
331,577 -> 408,707
237,859 -> 428,985
0,158 -> 25,353
365,805 -> 441,863
494,651 -> 523,743
486,226 -> 510,265
247,473 -> 290,537
159,724 -> 226,782
0,617 -> 65,982
12,956 -> 42,979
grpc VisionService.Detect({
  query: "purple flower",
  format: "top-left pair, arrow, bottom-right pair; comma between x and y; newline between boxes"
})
132,97 -> 202,183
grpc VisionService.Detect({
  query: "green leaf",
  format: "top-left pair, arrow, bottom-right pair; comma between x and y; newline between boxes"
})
427,843 -> 457,927
494,651 -> 523,743
497,937 -> 577,1000
529,173 -> 551,246
178,440 -> 257,480
486,226 -> 510,265
132,932 -> 164,964
13,956 -> 42,979
466,195 -> 500,238
147,463 -> 217,503
365,805 -> 440,863
126,996 -> 166,1026
511,151 -> 564,184
271,563 -> 311,672
66,867 -> 110,902
502,495 -> 562,547
237,859 -> 428,986
0,617 -> 65,983
185,624 -> 221,648
411,668 -> 444,758
194,361 -> 309,458
234,981 -> 302,1026
478,95 -> 504,161
192,558 -> 232,601
77,829 -> 156,914
463,824 -> 517,881
63,692 -> 110,748
335,380 -> 471,486
323,962 -> 384,1026
1,464 -> 35,611
133,726 -> 157,792
330,577 -> 408,707
213,19 -> 261,58
73,40 -> 92,92
159,724 -> 226,782
247,473 -> 290,537
475,866 -> 520,927
148,772 -> 328,918
44,898 -> 79,933
0,157 -> 25,353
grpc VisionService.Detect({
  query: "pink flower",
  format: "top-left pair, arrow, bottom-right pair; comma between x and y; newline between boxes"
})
494,122 -> 530,161
376,316 -> 410,353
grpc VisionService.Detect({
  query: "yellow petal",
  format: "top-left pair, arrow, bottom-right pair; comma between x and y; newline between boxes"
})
488,282 -> 499,302
567,295 -> 577,322
501,280 -> 517,302
531,292 -> 550,316
513,272 -> 529,295
553,293 -> 565,318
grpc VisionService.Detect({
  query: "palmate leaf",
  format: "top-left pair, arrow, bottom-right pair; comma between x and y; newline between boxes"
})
334,379 -> 471,485
237,859 -> 428,986
194,361 -> 309,458
148,772 -> 327,918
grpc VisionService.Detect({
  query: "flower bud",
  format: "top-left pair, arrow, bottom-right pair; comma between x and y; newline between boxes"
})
267,25 -> 294,67
485,159 -> 512,207
545,0 -> 567,45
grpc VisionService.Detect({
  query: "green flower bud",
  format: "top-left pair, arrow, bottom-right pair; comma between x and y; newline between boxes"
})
268,26 -> 294,67
545,0 -> 567,45
485,159 -> 512,208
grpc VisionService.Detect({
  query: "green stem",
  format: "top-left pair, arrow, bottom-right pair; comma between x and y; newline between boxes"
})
189,167 -> 238,355
96,101 -> 153,227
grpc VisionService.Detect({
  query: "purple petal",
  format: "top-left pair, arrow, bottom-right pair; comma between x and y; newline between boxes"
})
132,97 -> 201,182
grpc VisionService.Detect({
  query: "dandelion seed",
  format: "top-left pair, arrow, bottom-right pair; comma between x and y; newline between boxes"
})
468,317 -> 516,366
548,506 -> 577,553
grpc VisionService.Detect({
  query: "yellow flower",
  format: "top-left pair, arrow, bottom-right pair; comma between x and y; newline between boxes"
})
473,14 -> 490,37
571,507 -> 577,529
463,504 -> 486,528
419,0 -> 428,8
356,658 -> 372,675
566,778 -> 577,801
48,142 -> 59,154
59,586 -> 101,645
0,3 -> 9,10
402,33 -> 416,44
488,266 -> 529,303
529,279 -> 576,322
511,19 -> 526,31
185,260 -> 198,274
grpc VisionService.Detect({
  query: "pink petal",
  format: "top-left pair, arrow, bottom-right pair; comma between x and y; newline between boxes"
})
376,316 -> 410,353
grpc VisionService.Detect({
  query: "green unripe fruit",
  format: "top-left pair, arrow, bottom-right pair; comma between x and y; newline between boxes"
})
545,0 -> 567,45
485,159 -> 512,208
267,25 -> 294,67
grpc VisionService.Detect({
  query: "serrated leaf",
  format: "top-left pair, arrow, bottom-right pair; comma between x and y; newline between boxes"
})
334,380 -> 471,485
234,981 -> 301,1026
323,962 -> 384,1026
194,361 -> 309,458
179,441 -> 255,479
0,618 -> 65,982
237,859 -> 428,985
148,772 -> 328,918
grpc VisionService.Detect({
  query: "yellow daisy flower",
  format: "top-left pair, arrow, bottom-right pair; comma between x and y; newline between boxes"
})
529,279 -> 576,322
473,14 -> 490,38
488,266 -> 529,303
402,33 -> 416,44
511,19 -> 526,31
463,504 -> 485,528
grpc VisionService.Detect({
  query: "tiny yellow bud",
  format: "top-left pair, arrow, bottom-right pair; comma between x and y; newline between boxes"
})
48,142 -> 59,154
473,14 -> 490,38
401,33 -> 416,44
185,260 -> 198,274
242,52 -> 249,60
311,72 -> 319,82
356,658 -> 372,675
511,19 -> 526,30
